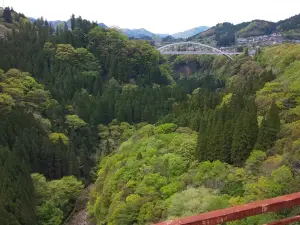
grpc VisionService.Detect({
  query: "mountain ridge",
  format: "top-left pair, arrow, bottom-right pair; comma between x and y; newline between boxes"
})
172,26 -> 210,39
26,16 -> 208,39
188,14 -> 300,46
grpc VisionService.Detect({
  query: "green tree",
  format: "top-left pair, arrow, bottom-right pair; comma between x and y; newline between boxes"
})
231,99 -> 258,166
255,101 -> 280,151
71,14 -> 75,31
0,147 -> 36,225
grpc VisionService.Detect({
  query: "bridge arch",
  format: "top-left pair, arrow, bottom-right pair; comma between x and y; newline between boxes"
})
158,42 -> 234,60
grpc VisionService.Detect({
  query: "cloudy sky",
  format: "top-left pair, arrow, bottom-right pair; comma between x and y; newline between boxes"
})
4,0 -> 300,34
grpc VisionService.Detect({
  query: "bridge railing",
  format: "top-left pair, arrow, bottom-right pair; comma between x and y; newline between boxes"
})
153,192 -> 300,225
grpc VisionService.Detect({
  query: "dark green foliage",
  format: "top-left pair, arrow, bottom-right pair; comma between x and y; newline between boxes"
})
255,101 -> 280,151
231,99 -> 258,166
277,14 -> 300,32
3,7 -> 12,23
0,147 -> 36,225
196,96 -> 258,166
215,23 -> 236,47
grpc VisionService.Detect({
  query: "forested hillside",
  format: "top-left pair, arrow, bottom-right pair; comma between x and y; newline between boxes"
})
88,45 -> 300,225
1,7 -> 300,225
189,14 -> 300,46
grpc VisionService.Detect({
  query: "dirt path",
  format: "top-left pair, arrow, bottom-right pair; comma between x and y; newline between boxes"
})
65,185 -> 94,225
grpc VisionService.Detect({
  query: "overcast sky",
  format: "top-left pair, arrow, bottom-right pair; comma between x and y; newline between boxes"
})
3,0 -> 300,34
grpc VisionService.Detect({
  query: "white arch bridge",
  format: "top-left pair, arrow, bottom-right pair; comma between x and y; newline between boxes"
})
157,42 -> 240,60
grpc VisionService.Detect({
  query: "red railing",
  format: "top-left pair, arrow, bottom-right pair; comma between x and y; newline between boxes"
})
265,216 -> 300,225
153,192 -> 300,225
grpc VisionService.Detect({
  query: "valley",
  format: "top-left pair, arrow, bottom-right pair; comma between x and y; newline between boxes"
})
1,5 -> 300,225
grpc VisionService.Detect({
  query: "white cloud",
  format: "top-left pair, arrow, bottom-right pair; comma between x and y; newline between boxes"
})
5,0 -> 300,34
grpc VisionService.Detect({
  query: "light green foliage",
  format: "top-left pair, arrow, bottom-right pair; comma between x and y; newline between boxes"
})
193,161 -> 231,189
31,173 -> 51,205
256,44 -> 300,120
65,114 -> 87,129
245,150 -> 266,174
89,125 -> 198,224
244,165 -> 296,201
175,127 -> 193,134
228,213 -> 279,225
154,123 -> 177,134
160,181 -> 185,199
138,200 -> 167,224
36,201 -> 64,225
89,125 -> 278,224
48,132 -> 69,145
98,121 -> 137,155
218,93 -> 232,108
55,44 -> 75,61
162,153 -> 187,176
0,69 -> 54,113
90,121 -> 299,224
0,93 -> 15,113
31,174 -> 83,225
167,187 -> 229,218
48,176 -> 84,207
224,168 -> 246,196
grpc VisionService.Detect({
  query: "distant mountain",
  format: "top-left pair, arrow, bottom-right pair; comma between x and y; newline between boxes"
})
157,33 -> 169,38
98,23 -> 107,29
28,17 -> 36,23
26,13 -> 300,43
172,26 -> 209,39
120,28 -> 170,39
121,28 -> 157,38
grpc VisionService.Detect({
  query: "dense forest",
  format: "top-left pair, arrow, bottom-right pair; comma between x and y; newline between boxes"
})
1,6 -> 300,225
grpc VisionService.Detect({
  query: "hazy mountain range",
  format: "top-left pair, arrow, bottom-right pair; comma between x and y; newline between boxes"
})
28,17 -> 209,39
172,26 -> 210,38
15,12 -> 300,43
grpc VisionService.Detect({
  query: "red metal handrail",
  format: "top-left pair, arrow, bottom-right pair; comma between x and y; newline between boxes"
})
153,192 -> 300,225
264,215 -> 300,225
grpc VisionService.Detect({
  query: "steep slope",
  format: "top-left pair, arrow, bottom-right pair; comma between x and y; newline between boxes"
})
89,122 -> 298,224
0,10 -> 178,225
